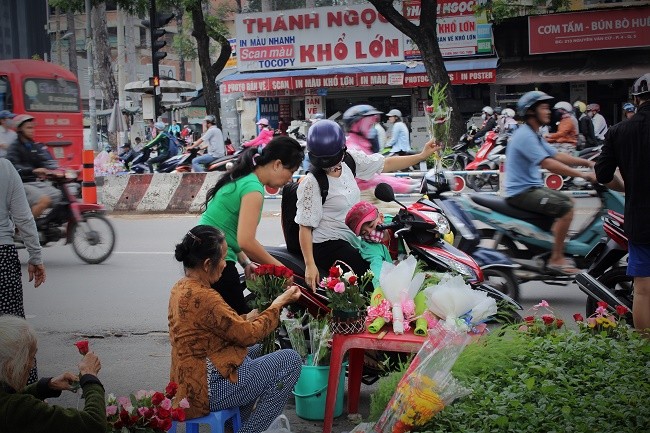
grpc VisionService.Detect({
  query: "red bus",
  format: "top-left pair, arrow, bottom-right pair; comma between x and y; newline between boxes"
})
0,59 -> 83,171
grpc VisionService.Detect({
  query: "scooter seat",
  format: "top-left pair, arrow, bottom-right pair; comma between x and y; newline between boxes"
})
470,194 -> 554,231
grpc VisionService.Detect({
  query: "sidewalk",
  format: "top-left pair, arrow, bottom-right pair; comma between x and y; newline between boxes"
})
36,329 -> 373,433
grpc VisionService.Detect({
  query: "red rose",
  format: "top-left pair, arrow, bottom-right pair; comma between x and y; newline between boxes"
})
165,381 -> 178,398
74,340 -> 89,355
130,415 -> 140,425
348,275 -> 358,285
143,407 -> 155,419
151,391 -> 165,406
147,417 -> 160,430
327,278 -> 339,290
597,301 -> 608,309
283,268 -> 294,279
425,106 -> 434,113
573,313 -> 584,322
119,409 -> 131,423
157,407 -> 171,419
615,305 -> 629,316
160,417 -> 173,431
555,319 -> 564,329
329,266 -> 340,278
524,316 -> 535,324
172,408 -> 186,422
541,314 -> 554,325
113,421 -> 123,430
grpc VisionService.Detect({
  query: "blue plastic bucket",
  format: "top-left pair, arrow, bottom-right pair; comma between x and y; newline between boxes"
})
292,362 -> 347,420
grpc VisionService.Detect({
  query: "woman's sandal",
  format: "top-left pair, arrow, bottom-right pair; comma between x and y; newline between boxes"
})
546,263 -> 581,276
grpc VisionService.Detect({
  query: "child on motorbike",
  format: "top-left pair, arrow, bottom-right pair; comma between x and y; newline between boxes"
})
345,201 -> 396,286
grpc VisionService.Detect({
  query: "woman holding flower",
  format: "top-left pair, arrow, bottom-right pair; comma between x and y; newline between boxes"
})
200,136 -> 303,314
0,314 -> 105,433
169,225 -> 302,433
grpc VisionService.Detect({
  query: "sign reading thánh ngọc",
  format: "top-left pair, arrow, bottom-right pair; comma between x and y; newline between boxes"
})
403,0 -> 493,59
235,5 -> 405,72
529,7 -> 650,55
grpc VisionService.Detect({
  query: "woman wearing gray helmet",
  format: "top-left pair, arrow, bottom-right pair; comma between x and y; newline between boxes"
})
296,119 -> 440,290
384,109 -> 412,154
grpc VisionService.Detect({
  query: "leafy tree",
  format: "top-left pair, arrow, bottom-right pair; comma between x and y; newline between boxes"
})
476,0 -> 571,24
367,0 -> 464,139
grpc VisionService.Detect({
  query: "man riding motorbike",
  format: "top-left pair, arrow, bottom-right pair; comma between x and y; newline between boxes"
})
6,114 -> 62,221
470,106 -> 497,142
143,121 -> 172,173
504,91 -> 596,276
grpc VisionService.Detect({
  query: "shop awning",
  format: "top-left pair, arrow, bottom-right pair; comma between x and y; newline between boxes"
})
219,58 -> 498,94
497,57 -> 650,85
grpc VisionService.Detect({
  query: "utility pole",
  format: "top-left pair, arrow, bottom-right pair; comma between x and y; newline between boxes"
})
85,0 -> 98,151
117,5 -> 126,145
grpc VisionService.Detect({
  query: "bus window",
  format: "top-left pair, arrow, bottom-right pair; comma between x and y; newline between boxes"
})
23,78 -> 80,113
0,76 -> 13,112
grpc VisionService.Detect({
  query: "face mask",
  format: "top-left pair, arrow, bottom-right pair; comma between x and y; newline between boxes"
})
366,125 -> 377,140
481,113 -> 488,120
361,229 -> 385,244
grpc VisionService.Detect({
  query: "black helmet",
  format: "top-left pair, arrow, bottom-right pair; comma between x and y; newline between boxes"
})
307,120 -> 346,169
342,104 -> 383,130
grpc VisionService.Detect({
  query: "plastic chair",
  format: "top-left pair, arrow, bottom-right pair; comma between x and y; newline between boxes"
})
168,407 -> 241,433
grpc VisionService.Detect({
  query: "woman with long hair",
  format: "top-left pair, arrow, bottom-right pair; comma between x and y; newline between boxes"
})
200,136 -> 303,313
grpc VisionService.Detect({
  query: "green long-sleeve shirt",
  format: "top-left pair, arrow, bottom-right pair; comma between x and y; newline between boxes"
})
143,132 -> 170,154
0,375 -> 106,433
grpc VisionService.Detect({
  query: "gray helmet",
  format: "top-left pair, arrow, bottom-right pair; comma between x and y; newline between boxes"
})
343,104 -> 383,129
632,73 -> 650,96
517,91 -> 553,117
204,115 -> 216,124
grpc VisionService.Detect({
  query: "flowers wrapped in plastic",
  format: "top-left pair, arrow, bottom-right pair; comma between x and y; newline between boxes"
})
377,256 -> 426,334
424,274 -> 497,331
426,84 -> 453,146
281,311 -> 308,360
374,323 -> 472,433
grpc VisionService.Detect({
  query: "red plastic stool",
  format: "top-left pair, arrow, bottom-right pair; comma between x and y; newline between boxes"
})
322,328 -> 425,433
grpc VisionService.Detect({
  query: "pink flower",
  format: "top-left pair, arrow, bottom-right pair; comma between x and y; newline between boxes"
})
179,398 -> 190,409
423,311 -> 438,328
595,306 -> 608,316
160,398 -> 172,411
402,300 -> 415,319
137,407 -> 148,417
106,405 -> 118,416
117,396 -> 131,408
587,317 -> 597,328
518,325 -> 529,332
333,282 -> 345,293
134,390 -> 148,400
535,300 -> 550,309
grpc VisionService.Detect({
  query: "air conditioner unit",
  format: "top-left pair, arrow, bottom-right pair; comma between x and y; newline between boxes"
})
236,99 -> 244,112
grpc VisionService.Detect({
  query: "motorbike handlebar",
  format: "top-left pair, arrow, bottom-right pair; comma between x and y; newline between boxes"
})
376,222 -> 402,231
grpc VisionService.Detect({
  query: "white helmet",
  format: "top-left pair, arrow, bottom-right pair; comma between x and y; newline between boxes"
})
502,108 -> 516,118
553,101 -> 573,113
154,121 -> 166,130
386,109 -> 402,118
482,106 -> 494,115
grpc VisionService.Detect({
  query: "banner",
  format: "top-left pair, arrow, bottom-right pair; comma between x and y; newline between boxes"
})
235,5 -> 404,71
403,0 -> 493,59
529,7 -> 650,54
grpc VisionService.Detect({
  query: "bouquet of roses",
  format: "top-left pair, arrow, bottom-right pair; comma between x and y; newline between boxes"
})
106,382 -> 189,433
319,264 -> 371,312
247,264 -> 294,353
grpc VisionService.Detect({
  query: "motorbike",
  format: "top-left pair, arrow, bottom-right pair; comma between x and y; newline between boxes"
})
575,210 -> 632,318
419,169 -> 522,300
14,172 -> 116,264
206,148 -> 245,172
441,124 -> 479,171
173,147 -> 201,173
129,148 -> 183,174
455,183 -> 625,285
465,130 -> 508,192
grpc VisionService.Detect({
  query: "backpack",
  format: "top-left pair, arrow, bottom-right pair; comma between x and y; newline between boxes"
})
167,133 -> 180,156
281,153 -> 356,255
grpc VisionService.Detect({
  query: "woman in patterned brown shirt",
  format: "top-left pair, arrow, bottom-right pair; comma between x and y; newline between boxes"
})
169,225 -> 302,433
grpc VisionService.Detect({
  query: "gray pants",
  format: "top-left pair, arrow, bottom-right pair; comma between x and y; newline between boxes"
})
24,181 -> 62,208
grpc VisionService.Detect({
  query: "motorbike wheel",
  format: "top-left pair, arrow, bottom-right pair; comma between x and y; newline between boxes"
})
467,171 -> 499,192
478,229 -> 520,258
483,268 -> 520,301
71,213 -> 116,264
585,267 -> 634,319
441,156 -> 465,172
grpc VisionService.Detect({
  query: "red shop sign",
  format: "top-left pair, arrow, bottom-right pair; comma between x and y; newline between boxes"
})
403,69 -> 496,87
529,7 -> 650,55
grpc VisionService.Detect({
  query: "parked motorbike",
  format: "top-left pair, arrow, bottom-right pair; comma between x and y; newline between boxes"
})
14,172 -> 115,264
441,125 -> 479,171
575,210 -> 632,318
455,183 -> 625,285
465,130 -> 507,192
419,169 -> 522,300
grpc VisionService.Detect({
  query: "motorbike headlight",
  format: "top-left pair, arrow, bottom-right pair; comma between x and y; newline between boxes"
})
420,211 -> 451,235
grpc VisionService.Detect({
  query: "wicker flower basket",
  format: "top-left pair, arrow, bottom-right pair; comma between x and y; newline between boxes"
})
330,308 -> 366,335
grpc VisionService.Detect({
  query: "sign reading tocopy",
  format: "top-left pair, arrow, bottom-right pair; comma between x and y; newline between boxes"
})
235,5 -> 404,71
529,7 -> 650,55
403,0 -> 493,59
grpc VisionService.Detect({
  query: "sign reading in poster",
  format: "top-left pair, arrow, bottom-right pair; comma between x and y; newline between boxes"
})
403,0 -> 493,59
235,5 -> 404,71
529,7 -> 650,54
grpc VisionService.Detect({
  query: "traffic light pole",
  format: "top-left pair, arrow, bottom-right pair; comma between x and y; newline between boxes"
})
148,0 -> 161,120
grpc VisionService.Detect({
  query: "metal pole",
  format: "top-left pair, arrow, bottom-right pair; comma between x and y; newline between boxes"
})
85,0 -> 98,151
117,5 -> 126,146
149,0 -> 161,120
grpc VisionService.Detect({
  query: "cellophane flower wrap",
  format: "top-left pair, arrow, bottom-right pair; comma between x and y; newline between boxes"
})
247,264 -> 294,353
281,310 -> 308,360
424,274 -> 497,331
377,256 -> 426,334
373,322 -> 472,433
106,382 -> 189,432
426,83 -> 452,146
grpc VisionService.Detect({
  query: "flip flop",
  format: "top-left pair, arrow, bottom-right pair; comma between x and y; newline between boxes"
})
546,263 -> 581,276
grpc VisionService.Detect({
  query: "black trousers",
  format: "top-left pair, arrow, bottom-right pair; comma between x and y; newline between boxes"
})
211,261 -> 251,315
147,152 -> 170,173
313,239 -> 371,285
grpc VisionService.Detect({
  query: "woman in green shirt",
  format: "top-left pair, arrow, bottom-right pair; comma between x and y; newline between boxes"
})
200,137 -> 304,313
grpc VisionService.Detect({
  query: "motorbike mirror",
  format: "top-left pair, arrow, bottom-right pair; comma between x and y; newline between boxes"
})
375,183 -> 407,208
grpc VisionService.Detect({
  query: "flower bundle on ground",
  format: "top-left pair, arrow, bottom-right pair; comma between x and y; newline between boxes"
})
106,382 -> 189,432
518,300 -> 565,336
573,301 -> 629,338
319,264 -> 371,312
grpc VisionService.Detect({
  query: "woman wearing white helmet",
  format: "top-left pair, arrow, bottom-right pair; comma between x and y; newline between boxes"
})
243,118 -> 274,148
471,106 -> 497,141
498,108 -> 518,133
545,101 -> 578,154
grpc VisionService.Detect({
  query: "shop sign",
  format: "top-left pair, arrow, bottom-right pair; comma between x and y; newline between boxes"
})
235,5 -> 404,71
529,7 -> 650,54
305,96 -> 323,117
403,0 -> 493,59
225,38 -> 237,69
403,68 -> 495,87
257,97 -> 280,127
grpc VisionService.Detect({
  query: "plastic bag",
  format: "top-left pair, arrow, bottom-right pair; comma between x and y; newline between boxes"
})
262,414 -> 292,433
378,256 -> 425,334
374,323 -> 472,433
281,313 -> 308,360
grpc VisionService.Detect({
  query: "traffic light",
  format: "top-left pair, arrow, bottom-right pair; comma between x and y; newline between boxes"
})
142,12 -> 175,63
149,76 -> 160,87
